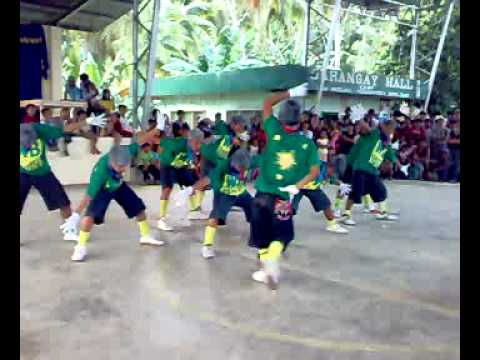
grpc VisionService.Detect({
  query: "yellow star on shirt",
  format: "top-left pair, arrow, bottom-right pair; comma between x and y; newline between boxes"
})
276,151 -> 296,171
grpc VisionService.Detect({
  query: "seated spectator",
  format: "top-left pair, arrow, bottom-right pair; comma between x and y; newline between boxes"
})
64,75 -> 83,101
136,143 -> 160,184
80,73 -> 101,115
447,121 -> 460,182
406,117 -> 427,146
103,112 -> 132,145
118,105 -> 134,133
68,109 -> 101,155
23,104 -> 40,124
99,89 -> 115,113
410,140 -> 430,180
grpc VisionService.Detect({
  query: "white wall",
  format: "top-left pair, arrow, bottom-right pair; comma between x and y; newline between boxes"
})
48,137 -> 133,185
154,92 -> 383,118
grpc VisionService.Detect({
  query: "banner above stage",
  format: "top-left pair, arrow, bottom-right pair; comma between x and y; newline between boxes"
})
310,69 -> 429,100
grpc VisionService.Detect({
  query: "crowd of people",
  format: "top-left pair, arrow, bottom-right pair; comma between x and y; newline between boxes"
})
20,78 -> 461,290
20,72 -> 460,186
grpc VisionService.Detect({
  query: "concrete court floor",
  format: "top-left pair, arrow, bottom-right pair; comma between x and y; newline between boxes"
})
20,181 -> 459,360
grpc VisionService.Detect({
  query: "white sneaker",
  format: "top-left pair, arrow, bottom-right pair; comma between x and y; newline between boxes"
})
363,204 -> 376,213
188,211 -> 209,220
326,223 -> 349,234
342,216 -> 356,226
264,260 -> 280,290
140,236 -> 165,246
334,208 -> 342,219
202,246 -> 215,259
71,245 -> 87,262
376,213 -> 399,221
157,218 -> 174,231
63,230 -> 79,242
252,269 -> 267,284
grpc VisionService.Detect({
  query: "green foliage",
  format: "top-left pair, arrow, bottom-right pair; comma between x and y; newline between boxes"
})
61,0 -> 460,111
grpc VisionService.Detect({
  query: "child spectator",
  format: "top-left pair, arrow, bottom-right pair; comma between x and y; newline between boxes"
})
317,129 -> 329,162
118,105 -> 134,134
64,75 -> 83,101
23,104 -> 40,124
300,120 -> 313,139
136,143 -> 160,184
99,89 -> 115,113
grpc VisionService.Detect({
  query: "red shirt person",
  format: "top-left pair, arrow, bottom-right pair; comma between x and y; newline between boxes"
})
23,104 -> 40,124
405,118 -> 427,146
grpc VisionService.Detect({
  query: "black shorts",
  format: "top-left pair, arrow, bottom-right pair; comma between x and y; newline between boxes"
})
86,183 -> 146,225
176,168 -> 198,188
349,170 -> 387,204
209,191 -> 252,222
341,164 -> 353,184
160,166 -> 198,188
292,189 -> 331,215
200,157 -> 215,178
249,192 -> 294,250
20,172 -> 70,214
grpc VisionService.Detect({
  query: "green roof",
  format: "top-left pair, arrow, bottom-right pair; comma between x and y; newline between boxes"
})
148,65 -> 309,98
146,65 -> 428,100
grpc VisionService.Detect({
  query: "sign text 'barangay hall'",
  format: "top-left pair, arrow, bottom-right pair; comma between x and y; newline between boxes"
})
312,69 -> 429,100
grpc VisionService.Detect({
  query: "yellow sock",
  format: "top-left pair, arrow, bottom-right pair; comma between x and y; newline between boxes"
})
266,241 -> 284,262
362,194 -> 373,207
203,226 -> 216,246
195,191 -> 205,209
326,218 -> 336,227
344,209 -> 352,217
78,230 -> 91,247
258,248 -> 269,262
189,196 -> 197,211
379,201 -> 388,213
334,197 -> 343,210
159,200 -> 169,218
138,220 -> 151,238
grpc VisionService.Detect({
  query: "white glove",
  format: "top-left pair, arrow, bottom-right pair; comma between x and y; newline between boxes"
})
279,185 -> 300,196
288,82 -> 309,98
400,164 -> 410,177
238,131 -> 250,142
339,183 -> 352,197
391,141 -> 400,151
351,104 -> 366,123
60,212 -> 81,235
86,114 -> 108,128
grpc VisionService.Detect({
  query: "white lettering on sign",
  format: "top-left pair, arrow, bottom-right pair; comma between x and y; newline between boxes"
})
386,77 -> 414,90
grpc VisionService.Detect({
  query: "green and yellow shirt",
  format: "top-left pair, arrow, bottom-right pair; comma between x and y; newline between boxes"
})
158,138 -> 190,168
210,159 -> 249,197
86,143 -> 140,199
136,150 -> 155,167
200,135 -> 235,167
352,128 -> 397,175
255,116 -> 320,199
20,124 -> 64,177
